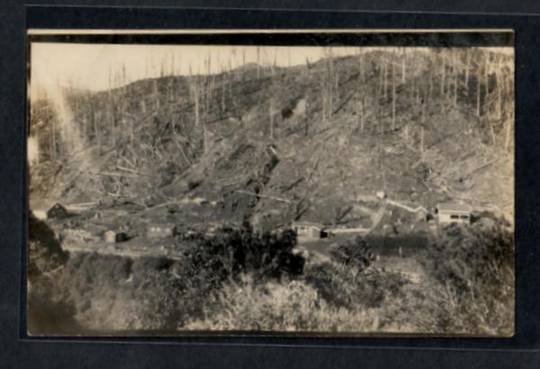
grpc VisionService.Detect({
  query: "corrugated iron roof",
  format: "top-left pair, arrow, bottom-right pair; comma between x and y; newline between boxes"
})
292,221 -> 324,228
437,202 -> 471,213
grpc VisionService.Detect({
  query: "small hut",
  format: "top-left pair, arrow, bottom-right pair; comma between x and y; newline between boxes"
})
147,223 -> 176,239
436,203 -> 472,225
46,203 -> 70,219
292,221 -> 323,240
104,230 -> 117,243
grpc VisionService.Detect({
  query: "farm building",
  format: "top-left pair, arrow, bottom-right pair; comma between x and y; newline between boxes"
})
292,221 -> 323,240
46,203 -> 70,219
103,230 -> 129,243
103,230 -> 117,243
147,223 -> 177,239
436,203 -> 472,225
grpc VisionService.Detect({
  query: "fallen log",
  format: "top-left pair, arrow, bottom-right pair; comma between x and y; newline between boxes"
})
234,190 -> 291,203
93,171 -> 140,179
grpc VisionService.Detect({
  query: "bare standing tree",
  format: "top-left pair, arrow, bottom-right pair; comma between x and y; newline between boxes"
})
392,55 -> 397,130
401,48 -> 406,83
441,52 -> 446,97
476,54 -> 482,117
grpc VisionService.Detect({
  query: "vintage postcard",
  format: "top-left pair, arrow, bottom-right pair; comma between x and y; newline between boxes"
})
26,30 -> 514,336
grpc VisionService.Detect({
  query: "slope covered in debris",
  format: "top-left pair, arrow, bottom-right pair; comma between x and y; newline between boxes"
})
29,48 -> 514,233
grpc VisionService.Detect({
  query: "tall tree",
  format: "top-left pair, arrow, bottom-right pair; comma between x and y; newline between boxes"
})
47,103 -> 56,161
392,59 -> 396,130
464,49 -> 470,97
428,59 -> 433,103
401,48 -> 406,83
383,59 -> 388,100
357,94 -> 365,133
441,52 -> 446,97
256,47 -> 261,79
453,50 -> 459,107
476,56 -> 482,117
484,52 -> 490,118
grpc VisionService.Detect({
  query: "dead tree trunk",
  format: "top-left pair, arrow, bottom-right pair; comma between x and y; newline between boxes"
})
497,66 -> 503,120
357,94 -> 365,132
420,125 -> 425,159
441,54 -> 446,97
484,53 -> 490,118
453,53 -> 459,107
269,73 -> 275,139
93,111 -> 101,154
47,104 -> 56,161
153,79 -> 160,111
392,61 -> 396,130
421,93 -> 427,125
383,61 -> 388,100
476,62 -> 482,117
321,77 -> 327,124
358,50 -> 364,83
256,47 -> 261,78
465,49 -> 470,96
193,79 -> 200,127
270,98 -> 275,139
328,52 -> 335,116
428,62 -> 433,104
401,48 -> 406,84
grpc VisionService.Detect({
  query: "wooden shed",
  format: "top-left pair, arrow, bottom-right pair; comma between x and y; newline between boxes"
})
292,221 -> 323,240
436,203 -> 472,225
147,223 -> 177,239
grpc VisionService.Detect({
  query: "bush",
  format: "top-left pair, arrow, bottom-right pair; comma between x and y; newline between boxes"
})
48,253 -> 191,331
304,236 -> 399,309
28,213 -> 68,280
420,217 -> 514,335
185,275 -> 379,332
305,261 -> 408,309
329,236 -> 375,273
31,225 -> 306,332
177,225 -> 305,290
424,218 -> 513,298
27,214 -> 76,334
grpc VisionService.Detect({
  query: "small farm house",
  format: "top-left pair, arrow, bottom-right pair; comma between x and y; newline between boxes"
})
436,203 -> 472,225
292,221 -> 323,240
147,223 -> 176,239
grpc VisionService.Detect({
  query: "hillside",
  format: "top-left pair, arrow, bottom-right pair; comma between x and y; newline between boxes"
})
29,48 -> 514,233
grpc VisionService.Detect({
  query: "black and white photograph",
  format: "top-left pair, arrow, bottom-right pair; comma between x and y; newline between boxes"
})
26,30 -> 515,336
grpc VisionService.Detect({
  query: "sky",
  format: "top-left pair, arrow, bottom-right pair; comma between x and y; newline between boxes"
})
29,43 -> 363,97
29,42 -> 513,98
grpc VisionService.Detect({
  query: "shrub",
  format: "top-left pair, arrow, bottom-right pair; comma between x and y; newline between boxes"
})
329,236 -> 375,273
185,275 -> 379,332
31,225 -> 306,332
420,217 -> 514,335
423,217 -> 513,299
304,236 -> 398,309
28,213 -> 68,280
27,214 -> 75,334
304,261 -> 408,309
178,225 -> 305,289
49,253 -> 192,331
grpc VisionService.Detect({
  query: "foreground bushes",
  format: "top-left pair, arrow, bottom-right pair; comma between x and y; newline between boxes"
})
53,254 -> 188,330
28,218 -> 514,335
178,226 -> 305,289
28,225 -> 305,332
28,214 -> 68,279
420,217 -> 514,335
185,275 -> 380,332
185,220 -> 514,335
186,236 -> 411,332
304,262 -> 406,309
